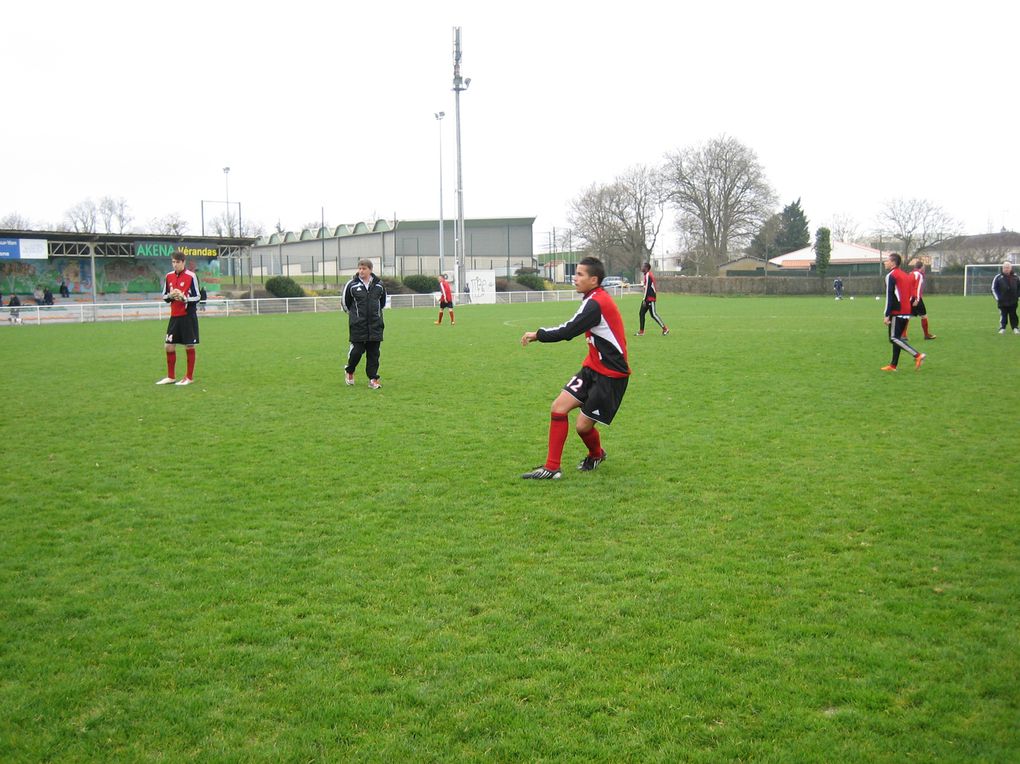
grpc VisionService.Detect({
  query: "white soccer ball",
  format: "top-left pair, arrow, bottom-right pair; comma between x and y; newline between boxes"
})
850,296 -> 854,300
875,296 -> 880,300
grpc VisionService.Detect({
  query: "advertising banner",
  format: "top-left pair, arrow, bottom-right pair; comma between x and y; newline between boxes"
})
135,242 -> 218,258
0,238 -> 49,259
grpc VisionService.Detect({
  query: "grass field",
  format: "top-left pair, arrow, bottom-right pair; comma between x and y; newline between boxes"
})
1,294 -> 1018,762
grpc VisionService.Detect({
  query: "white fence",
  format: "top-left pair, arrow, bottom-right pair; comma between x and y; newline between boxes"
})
0,287 -> 627,326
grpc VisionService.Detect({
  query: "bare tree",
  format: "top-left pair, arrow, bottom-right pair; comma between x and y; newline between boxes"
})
149,213 -> 189,236
1,212 -> 32,230
674,217 -> 713,276
662,135 -> 777,269
65,199 -> 98,233
877,198 -> 959,257
98,196 -> 132,233
209,211 -> 263,238
829,213 -> 861,244
568,164 -> 665,277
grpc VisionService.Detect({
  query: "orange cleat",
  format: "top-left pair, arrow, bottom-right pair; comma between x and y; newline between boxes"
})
880,365 -> 898,372
914,353 -> 926,370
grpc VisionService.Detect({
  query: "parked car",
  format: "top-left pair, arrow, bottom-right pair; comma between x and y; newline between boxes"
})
601,276 -> 629,289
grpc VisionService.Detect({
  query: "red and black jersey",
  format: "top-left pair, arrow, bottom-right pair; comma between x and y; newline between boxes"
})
438,279 -> 453,302
536,287 -> 631,378
885,267 -> 915,317
642,270 -> 657,301
911,269 -> 925,301
163,269 -> 201,318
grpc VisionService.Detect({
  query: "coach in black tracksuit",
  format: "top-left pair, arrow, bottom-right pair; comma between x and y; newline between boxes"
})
991,262 -> 1019,334
342,259 -> 387,387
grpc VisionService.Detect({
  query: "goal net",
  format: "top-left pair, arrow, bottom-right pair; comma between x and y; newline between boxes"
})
964,264 -> 1010,296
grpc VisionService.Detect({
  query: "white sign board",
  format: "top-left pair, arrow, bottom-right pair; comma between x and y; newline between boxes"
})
19,239 -> 48,259
466,269 -> 496,304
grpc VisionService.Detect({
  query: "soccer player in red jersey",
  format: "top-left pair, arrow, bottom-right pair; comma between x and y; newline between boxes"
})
435,273 -> 455,325
636,262 -> 668,336
156,251 -> 202,386
910,259 -> 936,340
881,253 -> 925,372
519,256 -> 631,479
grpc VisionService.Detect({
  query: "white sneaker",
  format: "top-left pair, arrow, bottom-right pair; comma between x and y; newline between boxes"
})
998,328 -> 1006,334
368,379 -> 381,389
345,372 -> 355,386
1014,328 -> 1020,335
155,377 -> 176,385
175,378 -> 193,386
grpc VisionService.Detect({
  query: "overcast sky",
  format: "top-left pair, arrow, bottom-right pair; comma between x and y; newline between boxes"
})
3,0 -> 1017,254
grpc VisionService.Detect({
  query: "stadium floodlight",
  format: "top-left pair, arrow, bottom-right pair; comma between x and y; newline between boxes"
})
435,112 -> 446,278
452,26 -> 469,295
223,167 -> 232,236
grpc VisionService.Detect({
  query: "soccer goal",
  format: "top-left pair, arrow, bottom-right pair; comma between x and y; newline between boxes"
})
964,263 -> 1010,296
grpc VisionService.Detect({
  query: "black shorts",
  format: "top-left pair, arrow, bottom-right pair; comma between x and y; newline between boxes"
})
166,314 -> 199,345
439,300 -> 454,309
911,298 -> 927,317
562,366 -> 629,425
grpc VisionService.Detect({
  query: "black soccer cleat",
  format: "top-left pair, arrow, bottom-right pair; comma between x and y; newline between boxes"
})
577,449 -> 607,471
521,466 -> 562,480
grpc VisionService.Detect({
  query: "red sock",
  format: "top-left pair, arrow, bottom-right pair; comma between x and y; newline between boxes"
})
166,350 -> 176,378
449,311 -> 455,322
436,312 -> 443,323
185,347 -> 196,379
546,413 -> 569,471
922,318 -> 931,336
579,427 -> 602,457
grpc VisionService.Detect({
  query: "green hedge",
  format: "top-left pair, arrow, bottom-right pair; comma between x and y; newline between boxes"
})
264,276 -> 305,298
514,273 -> 546,291
403,275 -> 440,294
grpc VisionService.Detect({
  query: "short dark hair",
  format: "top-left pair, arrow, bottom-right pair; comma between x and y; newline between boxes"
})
578,256 -> 605,283
887,253 -> 902,267
171,250 -> 186,262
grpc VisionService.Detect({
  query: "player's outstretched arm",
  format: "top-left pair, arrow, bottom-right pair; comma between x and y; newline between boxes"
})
521,331 -> 538,346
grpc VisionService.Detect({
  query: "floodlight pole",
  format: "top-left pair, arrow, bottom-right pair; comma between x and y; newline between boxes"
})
223,167 -> 231,236
435,111 -> 446,277
452,27 -> 470,295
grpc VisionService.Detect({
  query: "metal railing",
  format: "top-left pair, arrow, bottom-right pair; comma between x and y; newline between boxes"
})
0,287 -> 624,326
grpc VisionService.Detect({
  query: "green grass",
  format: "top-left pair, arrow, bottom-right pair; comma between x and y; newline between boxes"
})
1,295 -> 1018,762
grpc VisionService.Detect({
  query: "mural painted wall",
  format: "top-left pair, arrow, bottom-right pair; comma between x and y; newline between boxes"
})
1,257 -> 223,297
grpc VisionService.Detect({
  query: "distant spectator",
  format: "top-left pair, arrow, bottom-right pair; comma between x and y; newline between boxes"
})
8,293 -> 22,324
33,285 -> 43,304
833,277 -> 844,300
59,280 -> 70,298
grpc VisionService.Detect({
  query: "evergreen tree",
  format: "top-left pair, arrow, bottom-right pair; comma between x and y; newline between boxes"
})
748,213 -> 782,262
775,198 -> 810,254
814,226 -> 832,278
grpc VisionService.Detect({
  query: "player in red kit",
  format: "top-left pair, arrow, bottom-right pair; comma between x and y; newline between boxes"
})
635,262 -> 668,336
435,273 -> 455,325
519,257 -> 631,479
881,252 -> 925,372
156,250 -> 201,386
910,259 -> 936,340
